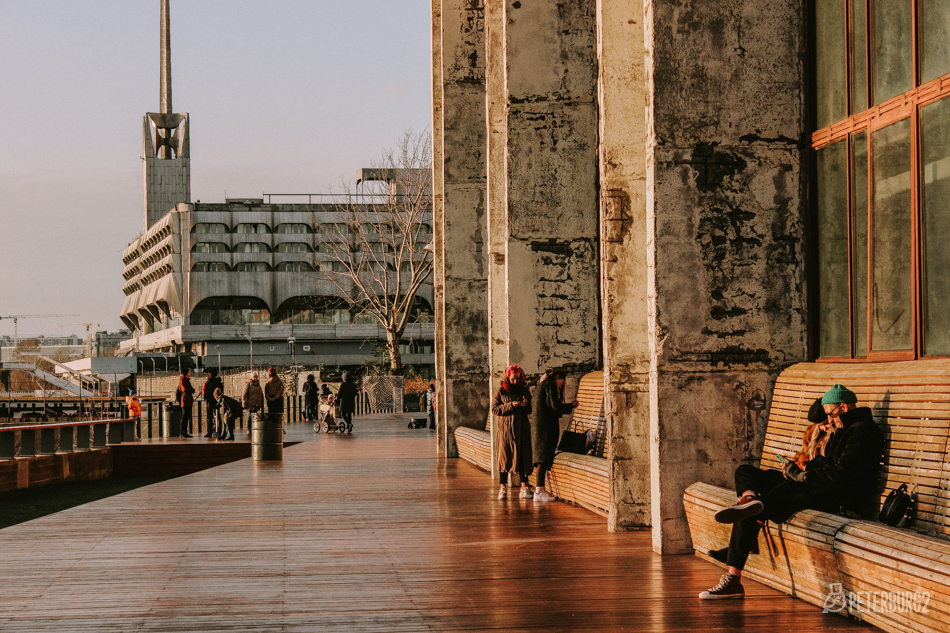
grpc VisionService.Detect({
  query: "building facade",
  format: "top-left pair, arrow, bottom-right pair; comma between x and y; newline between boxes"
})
432,0 -> 950,554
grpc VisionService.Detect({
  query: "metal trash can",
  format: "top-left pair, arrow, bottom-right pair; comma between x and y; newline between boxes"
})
252,412 -> 283,461
163,402 -> 182,438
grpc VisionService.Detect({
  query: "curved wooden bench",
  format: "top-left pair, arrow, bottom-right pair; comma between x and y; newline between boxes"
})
454,425 -> 491,472
684,359 -> 950,633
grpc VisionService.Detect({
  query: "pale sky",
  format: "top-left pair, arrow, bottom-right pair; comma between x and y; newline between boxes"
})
0,0 -> 432,339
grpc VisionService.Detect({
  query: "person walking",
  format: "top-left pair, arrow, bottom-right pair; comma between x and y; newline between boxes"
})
336,372 -> 358,434
177,369 -> 194,438
202,368 -> 224,438
532,370 -> 578,502
241,373 -> 264,435
302,374 -> 319,422
264,367 -> 285,417
213,388 -> 240,441
425,383 -> 436,430
491,365 -> 533,500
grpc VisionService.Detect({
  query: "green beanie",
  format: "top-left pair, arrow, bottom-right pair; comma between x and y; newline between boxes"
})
821,384 -> 857,405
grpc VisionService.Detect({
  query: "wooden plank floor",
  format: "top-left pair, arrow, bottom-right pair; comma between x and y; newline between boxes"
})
0,415 -> 876,632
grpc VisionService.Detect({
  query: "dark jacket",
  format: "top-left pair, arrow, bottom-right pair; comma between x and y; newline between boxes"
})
203,376 -> 224,404
337,381 -> 358,414
533,379 -> 573,465
218,394 -> 243,421
303,380 -> 319,406
805,407 -> 884,496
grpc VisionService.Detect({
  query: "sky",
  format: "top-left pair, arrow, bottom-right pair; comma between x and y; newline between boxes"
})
0,0 -> 432,340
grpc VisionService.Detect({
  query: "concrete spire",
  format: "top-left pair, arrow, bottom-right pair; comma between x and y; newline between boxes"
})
160,0 -> 172,114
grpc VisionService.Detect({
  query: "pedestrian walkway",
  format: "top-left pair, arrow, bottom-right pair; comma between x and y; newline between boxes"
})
0,414 -> 875,632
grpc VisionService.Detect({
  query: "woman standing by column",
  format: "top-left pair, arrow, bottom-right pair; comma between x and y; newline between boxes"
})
532,370 -> 577,502
491,365 -> 533,500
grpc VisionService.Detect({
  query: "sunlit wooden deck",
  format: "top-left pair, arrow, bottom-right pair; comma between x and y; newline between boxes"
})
0,415 -> 876,632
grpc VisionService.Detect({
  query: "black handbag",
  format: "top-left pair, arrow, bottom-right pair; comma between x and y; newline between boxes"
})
556,430 -> 587,454
879,483 -> 914,527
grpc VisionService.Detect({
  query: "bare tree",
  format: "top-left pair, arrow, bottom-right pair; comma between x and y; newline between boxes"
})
310,131 -> 434,375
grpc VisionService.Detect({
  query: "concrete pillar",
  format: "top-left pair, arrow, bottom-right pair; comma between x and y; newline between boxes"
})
596,0 -> 651,531
644,0 -> 807,553
433,0 -> 491,457
486,0 -> 601,375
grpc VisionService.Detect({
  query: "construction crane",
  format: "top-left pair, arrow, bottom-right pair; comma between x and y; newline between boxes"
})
0,314 -> 79,349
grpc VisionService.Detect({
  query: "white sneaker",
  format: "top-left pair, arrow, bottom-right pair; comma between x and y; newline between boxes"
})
533,487 -> 555,502
497,485 -> 508,499
519,486 -> 533,499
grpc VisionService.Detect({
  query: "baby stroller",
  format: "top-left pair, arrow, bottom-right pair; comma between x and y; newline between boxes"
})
314,394 -> 349,434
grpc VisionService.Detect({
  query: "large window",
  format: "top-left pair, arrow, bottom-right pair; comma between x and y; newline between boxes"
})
192,242 -> 228,253
233,242 -> 271,253
273,297 -> 351,325
814,0 -> 950,359
275,242 -> 312,253
234,223 -> 270,234
191,297 -> 270,326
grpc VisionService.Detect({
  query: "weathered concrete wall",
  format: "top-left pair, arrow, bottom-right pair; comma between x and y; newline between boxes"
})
434,0 -> 492,456
597,0 -> 651,532
494,0 -> 602,379
645,0 -> 807,553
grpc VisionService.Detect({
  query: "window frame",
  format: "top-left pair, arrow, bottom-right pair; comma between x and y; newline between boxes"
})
812,0 -> 950,361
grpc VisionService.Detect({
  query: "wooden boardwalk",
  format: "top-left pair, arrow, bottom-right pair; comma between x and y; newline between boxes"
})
0,415 -> 876,632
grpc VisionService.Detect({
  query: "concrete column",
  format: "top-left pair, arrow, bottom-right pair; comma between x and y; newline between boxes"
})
486,0 -> 601,377
434,0 -> 491,457
485,0 -> 508,478
596,0 -> 650,531
644,0 -> 807,553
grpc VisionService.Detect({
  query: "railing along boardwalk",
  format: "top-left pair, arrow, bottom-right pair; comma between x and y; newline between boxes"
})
0,416 -> 875,632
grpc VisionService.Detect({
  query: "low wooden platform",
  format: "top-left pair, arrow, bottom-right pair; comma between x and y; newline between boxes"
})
0,415 -> 874,632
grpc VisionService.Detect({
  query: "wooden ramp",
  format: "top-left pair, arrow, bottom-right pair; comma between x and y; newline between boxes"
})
0,416 -> 875,632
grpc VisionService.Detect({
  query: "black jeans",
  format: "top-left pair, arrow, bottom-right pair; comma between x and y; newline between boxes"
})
726,465 -> 843,570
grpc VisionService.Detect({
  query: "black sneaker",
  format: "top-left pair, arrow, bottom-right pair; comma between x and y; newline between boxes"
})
699,573 -> 744,600
714,494 -> 763,524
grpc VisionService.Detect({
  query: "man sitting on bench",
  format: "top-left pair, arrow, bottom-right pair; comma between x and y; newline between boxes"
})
699,384 -> 884,600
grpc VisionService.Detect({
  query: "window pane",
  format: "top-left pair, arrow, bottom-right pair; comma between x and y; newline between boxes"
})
921,96 -> 950,355
851,0 -> 868,112
921,0 -> 950,84
872,0 -> 913,103
816,140 -> 851,357
816,0 -> 848,127
852,132 -> 869,357
870,118 -> 913,351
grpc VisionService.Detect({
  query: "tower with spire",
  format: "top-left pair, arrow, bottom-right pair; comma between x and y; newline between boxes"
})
143,0 -> 190,230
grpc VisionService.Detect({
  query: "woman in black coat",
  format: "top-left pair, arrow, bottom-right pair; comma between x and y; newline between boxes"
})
532,370 -> 577,502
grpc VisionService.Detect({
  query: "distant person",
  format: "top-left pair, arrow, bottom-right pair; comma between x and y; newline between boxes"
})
336,372 -> 358,434
203,368 -> 224,438
126,389 -> 142,438
491,365 -> 533,500
213,388 -> 239,441
242,373 -> 264,434
302,374 -> 319,422
532,370 -> 578,503
264,367 -> 285,416
176,369 -> 194,438
425,383 -> 437,430
321,383 -> 332,398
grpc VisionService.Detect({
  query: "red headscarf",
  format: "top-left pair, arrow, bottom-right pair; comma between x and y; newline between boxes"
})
502,365 -> 525,390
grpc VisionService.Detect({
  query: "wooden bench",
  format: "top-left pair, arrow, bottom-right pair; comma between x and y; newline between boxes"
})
684,360 -> 950,633
455,424 -> 491,472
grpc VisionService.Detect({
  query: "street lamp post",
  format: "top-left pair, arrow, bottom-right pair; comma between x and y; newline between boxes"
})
244,333 -> 253,371
215,345 -> 221,370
